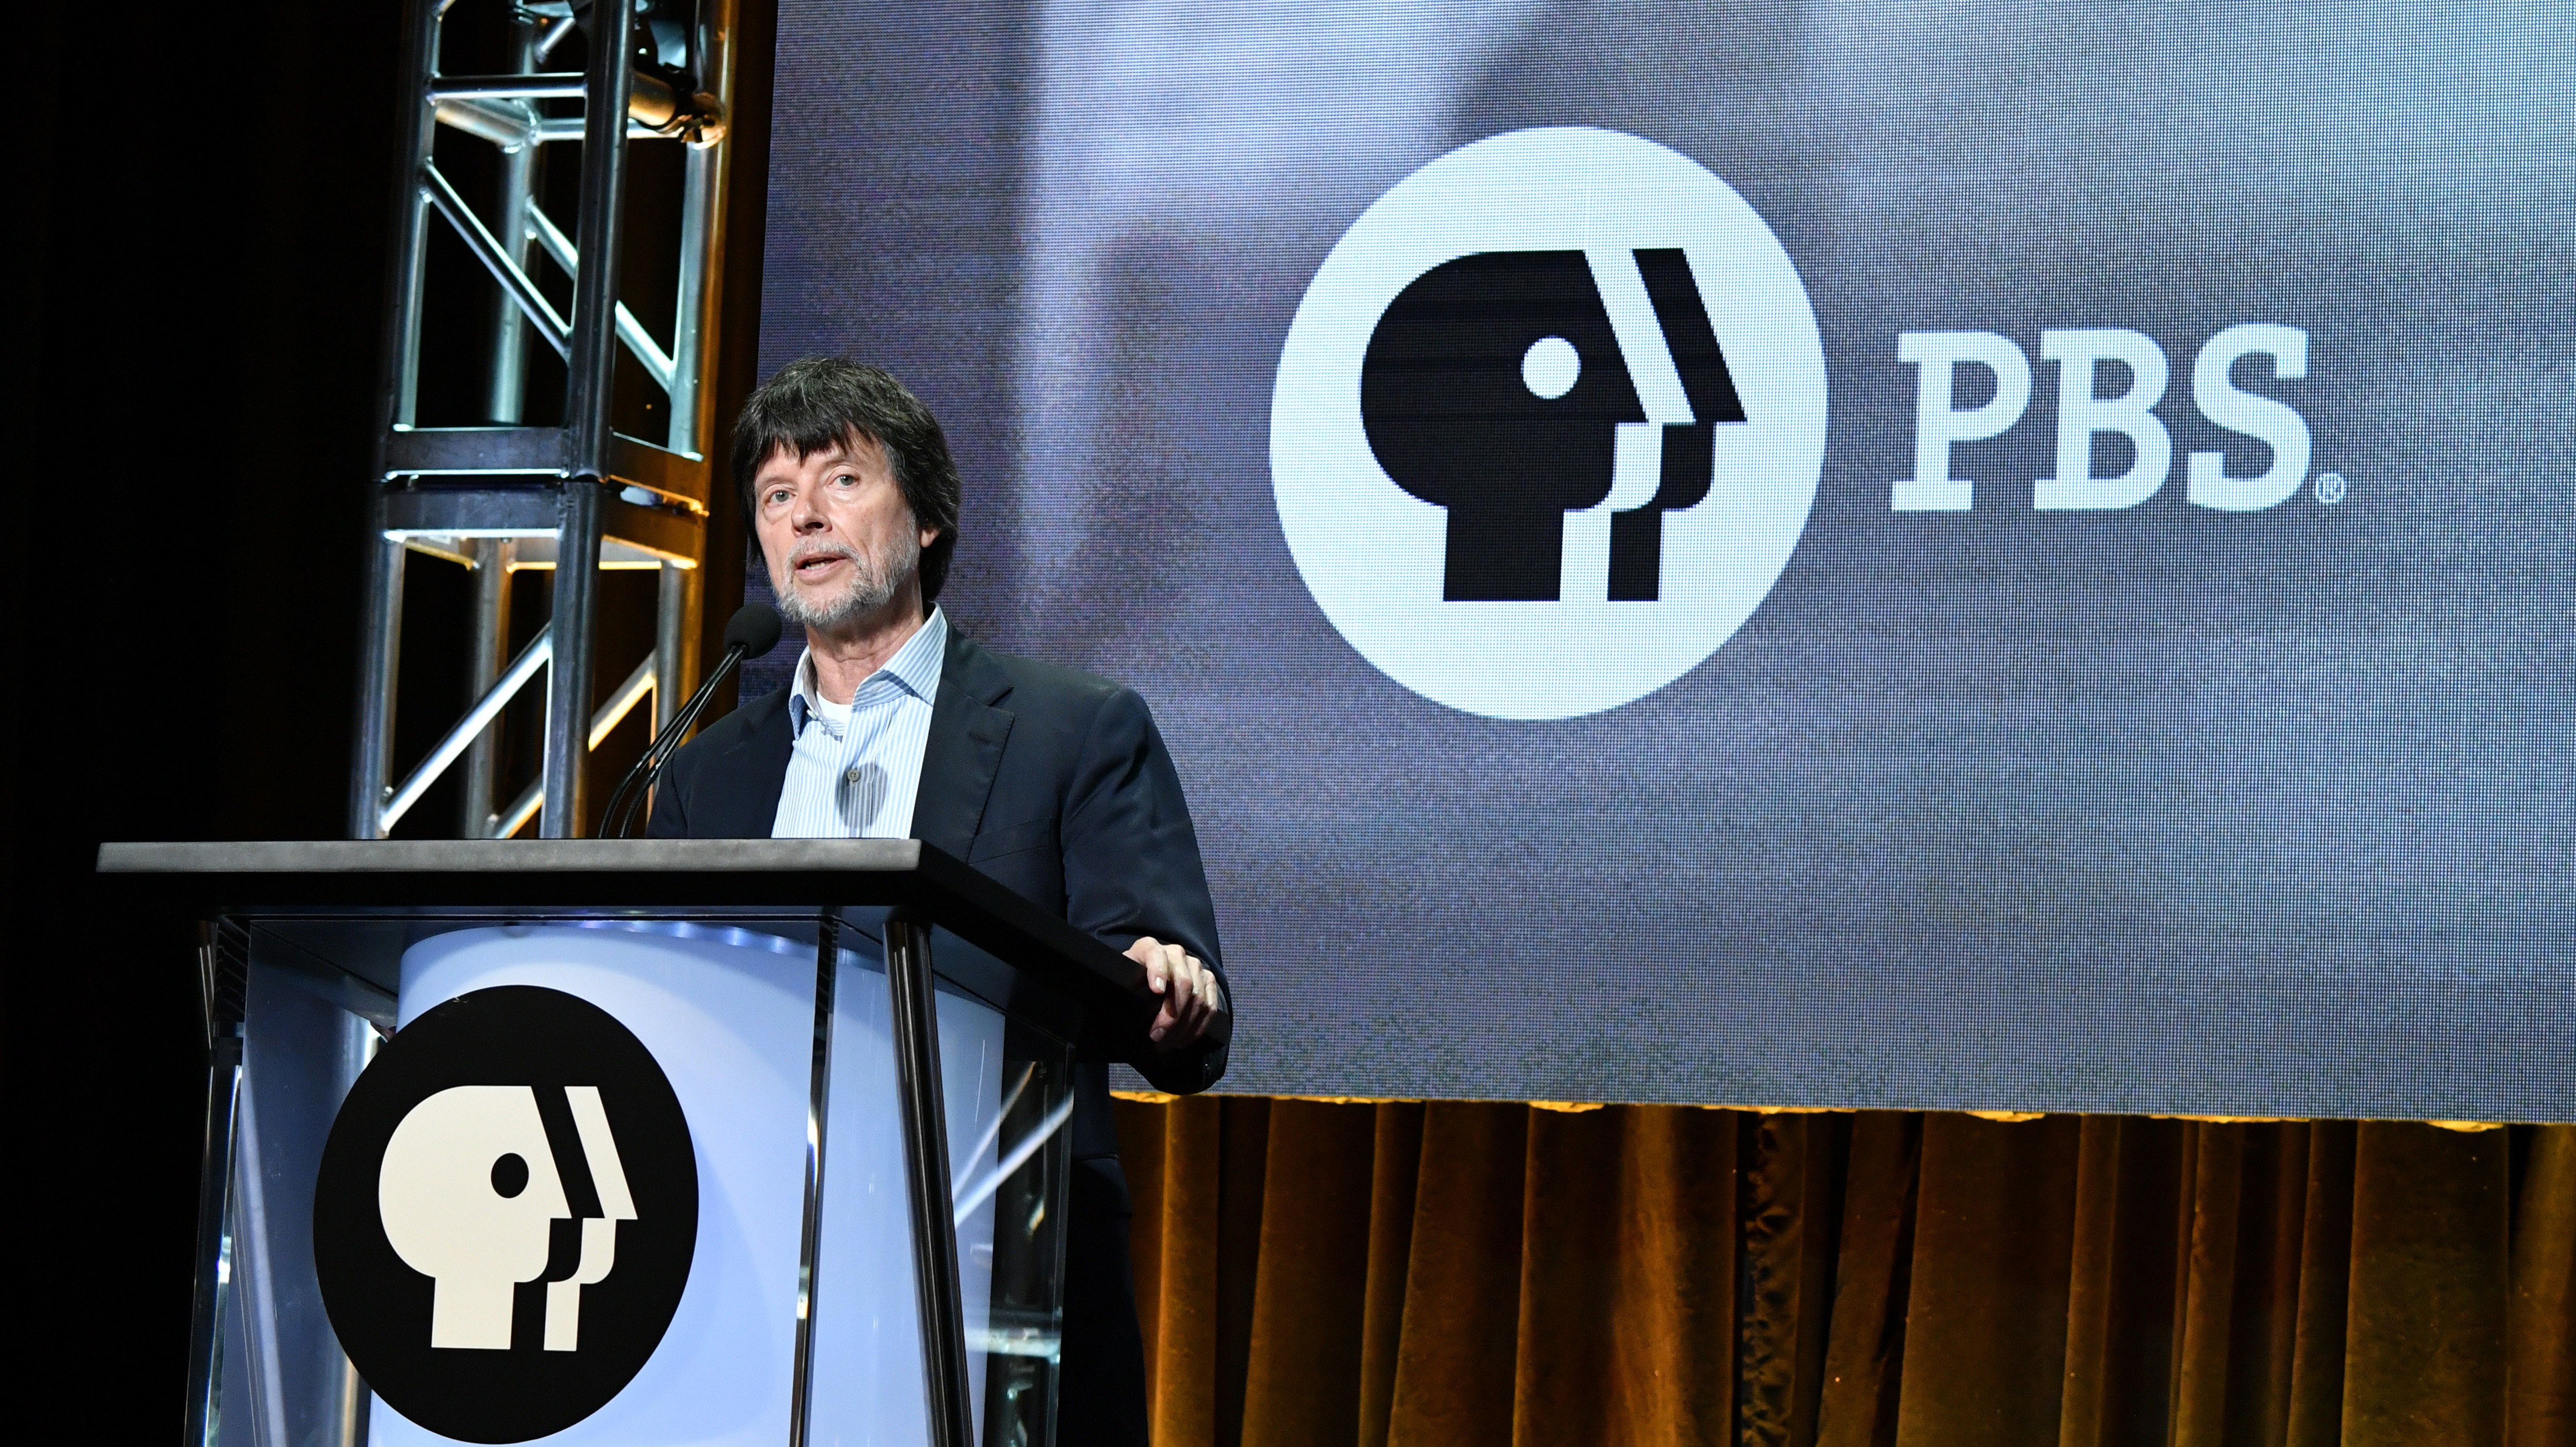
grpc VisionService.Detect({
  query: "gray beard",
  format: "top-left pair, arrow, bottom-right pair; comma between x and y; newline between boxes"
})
772,531 -> 920,633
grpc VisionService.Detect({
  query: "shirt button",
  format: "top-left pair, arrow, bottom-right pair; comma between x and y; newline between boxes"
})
844,767 -> 863,784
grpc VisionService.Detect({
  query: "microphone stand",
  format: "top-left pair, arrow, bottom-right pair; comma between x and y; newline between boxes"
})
599,642 -> 753,839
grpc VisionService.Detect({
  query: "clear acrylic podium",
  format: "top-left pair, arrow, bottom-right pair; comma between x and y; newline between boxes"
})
100,839 -> 1216,1447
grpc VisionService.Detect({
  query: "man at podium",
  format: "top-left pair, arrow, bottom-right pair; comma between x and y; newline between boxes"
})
649,357 -> 1230,1446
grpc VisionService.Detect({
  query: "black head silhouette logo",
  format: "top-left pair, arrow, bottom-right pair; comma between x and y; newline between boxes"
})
314,986 -> 697,1443
1359,248 -> 1745,602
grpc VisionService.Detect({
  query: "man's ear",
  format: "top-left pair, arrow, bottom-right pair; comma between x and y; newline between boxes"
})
919,525 -> 941,550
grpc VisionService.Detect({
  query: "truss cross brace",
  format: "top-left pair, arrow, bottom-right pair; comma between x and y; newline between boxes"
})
351,0 -> 736,841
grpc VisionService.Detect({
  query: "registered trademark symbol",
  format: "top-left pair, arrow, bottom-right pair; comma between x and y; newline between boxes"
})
2314,471 -> 2347,504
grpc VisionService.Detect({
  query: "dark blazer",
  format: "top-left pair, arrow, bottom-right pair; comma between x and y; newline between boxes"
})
645,624 -> 1227,1443
647,624 -> 1231,1133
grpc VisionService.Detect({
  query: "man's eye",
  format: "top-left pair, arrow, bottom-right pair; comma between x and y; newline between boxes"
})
832,473 -> 857,487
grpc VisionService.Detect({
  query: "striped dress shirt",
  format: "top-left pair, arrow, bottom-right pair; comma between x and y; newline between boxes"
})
771,608 -> 948,840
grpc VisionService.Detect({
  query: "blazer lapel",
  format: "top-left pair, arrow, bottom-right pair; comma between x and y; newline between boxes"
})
698,687 -> 794,839
912,630 -> 1016,855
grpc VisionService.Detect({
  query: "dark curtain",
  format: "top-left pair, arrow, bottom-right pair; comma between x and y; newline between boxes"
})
1113,1100 -> 2573,1447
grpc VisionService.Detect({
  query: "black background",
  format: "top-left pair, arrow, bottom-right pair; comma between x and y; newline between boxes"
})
315,986 -> 697,1443
7,0 -> 778,1431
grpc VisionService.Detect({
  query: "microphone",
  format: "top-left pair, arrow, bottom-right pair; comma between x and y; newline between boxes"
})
719,598 -> 788,659
601,603 -> 784,838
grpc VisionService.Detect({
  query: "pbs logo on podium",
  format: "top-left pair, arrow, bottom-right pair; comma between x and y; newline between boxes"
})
1272,127 -> 1828,720
314,986 -> 697,1443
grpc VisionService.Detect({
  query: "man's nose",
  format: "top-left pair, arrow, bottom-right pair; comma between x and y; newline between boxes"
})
790,485 -> 829,531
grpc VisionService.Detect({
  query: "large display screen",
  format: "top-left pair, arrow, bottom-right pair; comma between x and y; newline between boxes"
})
754,1 -> 2573,1119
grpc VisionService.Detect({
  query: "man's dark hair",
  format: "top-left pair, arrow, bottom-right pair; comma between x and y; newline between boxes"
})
732,358 -> 964,603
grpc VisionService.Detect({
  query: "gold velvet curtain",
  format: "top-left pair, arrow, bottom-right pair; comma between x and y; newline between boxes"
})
1112,1100 -> 2573,1447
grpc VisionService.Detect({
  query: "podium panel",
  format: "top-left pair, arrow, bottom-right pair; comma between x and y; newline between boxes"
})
104,838 -> 1213,1447
203,909 -> 1073,1447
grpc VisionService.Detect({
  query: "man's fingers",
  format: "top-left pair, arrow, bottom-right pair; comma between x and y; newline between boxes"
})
1130,940 -> 1218,1049
1177,957 -> 1218,1045
1131,937 -> 1169,992
1149,944 -> 1182,1041
1152,995 -> 1196,1048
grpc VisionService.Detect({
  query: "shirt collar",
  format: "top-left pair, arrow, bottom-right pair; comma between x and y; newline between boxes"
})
788,607 -> 948,735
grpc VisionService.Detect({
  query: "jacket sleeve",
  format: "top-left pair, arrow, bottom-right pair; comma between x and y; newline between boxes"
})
1059,686 -> 1231,1095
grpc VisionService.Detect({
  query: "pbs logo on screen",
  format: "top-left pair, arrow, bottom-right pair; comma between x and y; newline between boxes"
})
313,986 -> 697,1443
1272,127 -> 1827,720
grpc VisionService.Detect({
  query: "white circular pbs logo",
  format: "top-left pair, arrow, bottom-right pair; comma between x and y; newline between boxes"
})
1272,127 -> 1827,720
316,986 -> 697,1443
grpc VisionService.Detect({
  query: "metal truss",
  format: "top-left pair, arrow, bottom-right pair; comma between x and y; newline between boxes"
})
351,0 -> 737,840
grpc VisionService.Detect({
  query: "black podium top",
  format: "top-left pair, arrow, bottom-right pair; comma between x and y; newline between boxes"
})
97,838 -> 1227,1060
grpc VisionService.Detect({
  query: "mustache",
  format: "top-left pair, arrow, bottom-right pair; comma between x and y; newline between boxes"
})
786,540 -> 860,569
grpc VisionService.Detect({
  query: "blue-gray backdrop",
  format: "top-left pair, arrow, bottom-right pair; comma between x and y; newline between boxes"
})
748,0 -> 2574,1119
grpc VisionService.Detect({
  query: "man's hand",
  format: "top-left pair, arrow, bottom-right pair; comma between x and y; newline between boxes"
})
1127,936 -> 1222,1051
